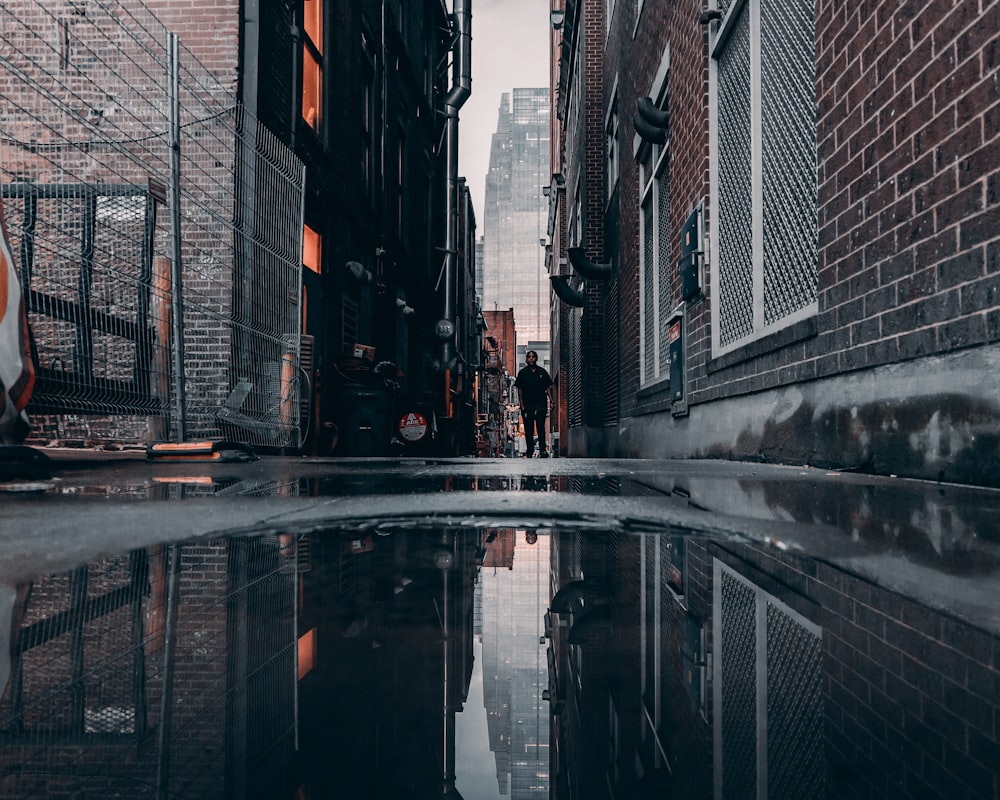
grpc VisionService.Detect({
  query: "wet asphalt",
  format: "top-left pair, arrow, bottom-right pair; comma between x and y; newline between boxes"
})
2,447 -> 999,633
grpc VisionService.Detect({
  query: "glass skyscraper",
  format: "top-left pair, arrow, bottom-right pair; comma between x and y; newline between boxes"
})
479,88 -> 551,348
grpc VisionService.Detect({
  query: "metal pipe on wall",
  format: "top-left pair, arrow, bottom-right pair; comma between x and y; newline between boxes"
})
166,32 -> 187,441
441,0 -> 471,368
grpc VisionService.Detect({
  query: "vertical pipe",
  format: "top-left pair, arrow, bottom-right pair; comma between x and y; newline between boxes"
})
441,538 -> 451,794
442,0 -> 472,368
166,32 -> 187,441
69,567 -> 88,731
156,543 -> 182,800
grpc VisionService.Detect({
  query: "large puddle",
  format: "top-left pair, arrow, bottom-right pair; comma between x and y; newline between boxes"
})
1,520 -> 998,799
2,455 -> 999,797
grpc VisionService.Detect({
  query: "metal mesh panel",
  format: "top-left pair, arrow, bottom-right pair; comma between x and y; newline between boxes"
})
643,541 -> 656,712
0,0 -> 305,448
720,570 -> 757,799
766,602 -> 823,800
716,7 -> 755,348
656,163 -> 672,375
603,278 -> 618,424
761,0 -> 818,325
568,309 -> 582,427
642,197 -> 655,380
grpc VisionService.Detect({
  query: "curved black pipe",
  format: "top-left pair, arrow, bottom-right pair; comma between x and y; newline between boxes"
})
550,275 -> 585,307
568,246 -> 613,280
633,111 -> 667,145
637,96 -> 669,128
550,579 -> 608,613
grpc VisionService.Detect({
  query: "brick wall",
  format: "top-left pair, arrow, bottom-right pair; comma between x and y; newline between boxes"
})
709,542 -> 1000,799
812,0 -> 1000,377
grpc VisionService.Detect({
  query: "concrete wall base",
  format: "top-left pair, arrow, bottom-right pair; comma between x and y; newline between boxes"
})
596,344 -> 1000,488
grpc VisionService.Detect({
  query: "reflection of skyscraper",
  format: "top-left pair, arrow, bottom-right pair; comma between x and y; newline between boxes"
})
480,531 -> 550,797
480,89 -> 551,349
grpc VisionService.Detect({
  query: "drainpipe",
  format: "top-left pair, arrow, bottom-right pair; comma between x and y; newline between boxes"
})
440,0 -> 471,369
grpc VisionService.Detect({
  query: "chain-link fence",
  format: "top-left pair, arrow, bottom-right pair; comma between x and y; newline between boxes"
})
0,0 -> 306,449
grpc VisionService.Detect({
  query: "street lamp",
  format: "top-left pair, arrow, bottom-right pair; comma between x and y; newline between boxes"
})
550,8 -> 565,29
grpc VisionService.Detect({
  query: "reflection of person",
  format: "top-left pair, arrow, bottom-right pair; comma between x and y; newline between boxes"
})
525,532 -> 538,544
514,351 -> 552,458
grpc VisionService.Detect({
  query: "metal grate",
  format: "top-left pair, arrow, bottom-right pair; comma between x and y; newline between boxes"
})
642,196 -> 655,380
603,277 -> 619,425
761,0 -> 818,326
568,309 -> 582,427
719,570 -> 757,799
714,0 -> 818,352
656,163 -> 672,375
716,6 -> 755,349
766,602 -> 823,800
716,561 -> 823,800
0,0 -> 306,448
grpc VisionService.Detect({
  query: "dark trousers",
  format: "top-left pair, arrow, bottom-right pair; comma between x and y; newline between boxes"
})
522,406 -> 547,454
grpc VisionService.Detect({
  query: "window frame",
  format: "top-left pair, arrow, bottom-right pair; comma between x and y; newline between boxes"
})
301,0 -> 323,134
605,80 -> 619,203
708,0 -> 819,358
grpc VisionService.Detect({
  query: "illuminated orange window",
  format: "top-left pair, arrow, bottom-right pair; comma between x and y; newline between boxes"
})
302,0 -> 323,132
298,628 -> 316,680
303,224 -> 321,273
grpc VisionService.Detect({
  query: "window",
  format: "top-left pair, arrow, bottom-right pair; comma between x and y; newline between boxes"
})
710,0 -> 818,356
639,127 -> 671,386
302,223 -> 321,273
302,0 -> 323,132
605,86 -> 619,201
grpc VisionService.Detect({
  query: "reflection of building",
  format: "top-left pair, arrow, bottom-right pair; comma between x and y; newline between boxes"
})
479,311 -> 519,457
551,0 -> 1000,490
481,531 -> 551,797
480,89 -> 551,349
547,529 -> 1000,799
0,538 -> 297,799
296,529 -> 478,798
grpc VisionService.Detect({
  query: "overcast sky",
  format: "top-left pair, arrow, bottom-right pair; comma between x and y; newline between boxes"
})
459,0 -> 550,219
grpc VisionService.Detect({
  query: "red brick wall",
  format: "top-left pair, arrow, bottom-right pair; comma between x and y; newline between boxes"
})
814,0 -> 1000,376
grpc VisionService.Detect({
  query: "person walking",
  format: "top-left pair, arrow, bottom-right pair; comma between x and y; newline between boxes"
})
514,350 -> 552,458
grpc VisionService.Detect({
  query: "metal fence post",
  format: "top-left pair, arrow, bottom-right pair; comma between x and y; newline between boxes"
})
167,31 -> 187,441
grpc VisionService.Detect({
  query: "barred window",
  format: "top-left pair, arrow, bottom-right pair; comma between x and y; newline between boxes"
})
638,102 -> 670,386
606,87 -> 619,201
710,0 -> 818,356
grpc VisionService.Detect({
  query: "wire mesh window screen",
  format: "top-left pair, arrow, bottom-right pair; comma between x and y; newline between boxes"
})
641,189 -> 655,381
568,309 -> 582,427
639,145 -> 672,387
715,560 -> 823,800
603,277 -> 619,425
655,162 -> 672,376
0,0 -> 305,448
642,538 -> 656,714
760,0 -> 818,327
718,568 -> 757,798
712,0 -> 818,354
715,8 -> 755,350
765,602 -> 823,800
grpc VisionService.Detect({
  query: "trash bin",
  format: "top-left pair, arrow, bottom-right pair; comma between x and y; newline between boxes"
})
336,383 -> 391,456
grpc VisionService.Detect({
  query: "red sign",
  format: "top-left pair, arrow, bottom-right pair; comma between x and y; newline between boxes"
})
397,411 -> 429,442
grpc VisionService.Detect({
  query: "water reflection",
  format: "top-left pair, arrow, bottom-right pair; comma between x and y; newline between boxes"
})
1,526 -> 997,799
